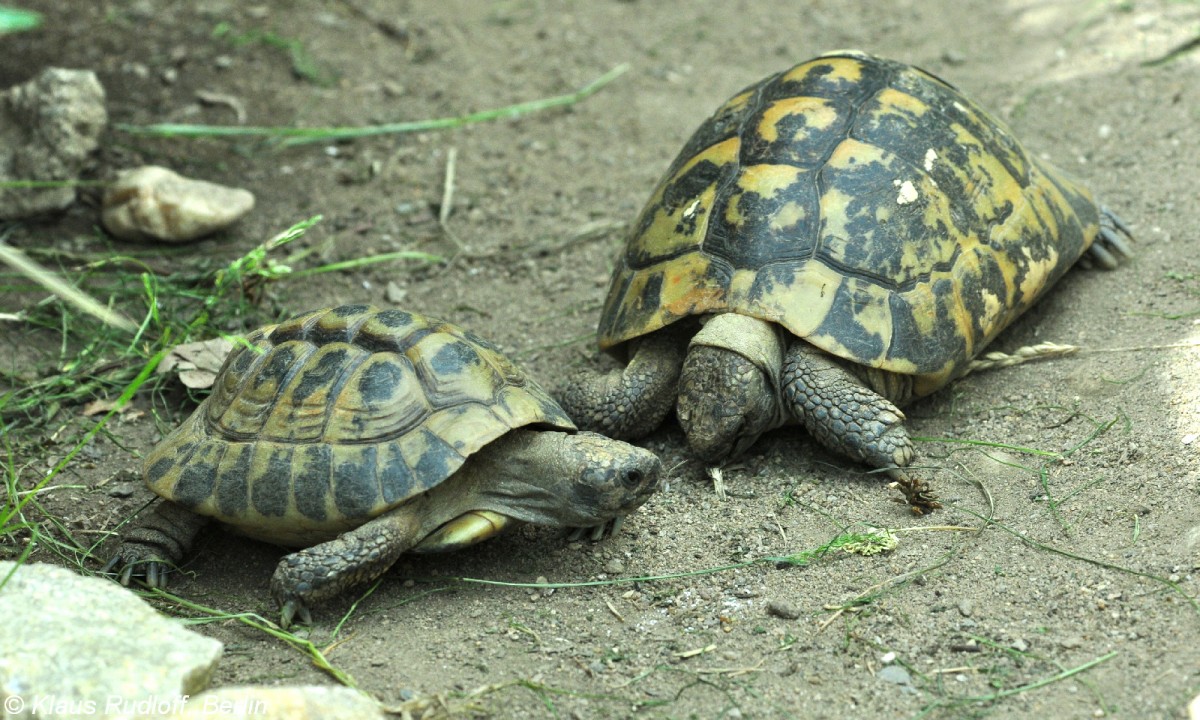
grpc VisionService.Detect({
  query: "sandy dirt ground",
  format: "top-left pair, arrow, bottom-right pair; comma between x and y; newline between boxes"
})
3,1 -> 1200,717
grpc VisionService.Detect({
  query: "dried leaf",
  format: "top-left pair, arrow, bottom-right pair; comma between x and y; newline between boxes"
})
81,398 -> 120,416
158,337 -> 233,389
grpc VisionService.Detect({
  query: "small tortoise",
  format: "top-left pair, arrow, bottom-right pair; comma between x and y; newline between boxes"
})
560,51 -> 1132,489
107,305 -> 660,626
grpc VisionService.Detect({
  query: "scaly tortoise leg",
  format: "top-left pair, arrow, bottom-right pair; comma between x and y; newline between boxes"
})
103,499 -> 210,589
780,343 -> 915,476
270,507 -> 422,628
558,327 -> 688,440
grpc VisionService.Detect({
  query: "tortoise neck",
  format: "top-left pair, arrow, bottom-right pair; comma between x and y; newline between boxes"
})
424,428 -> 576,527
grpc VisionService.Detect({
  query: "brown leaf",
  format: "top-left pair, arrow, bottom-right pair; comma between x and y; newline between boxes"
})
158,337 -> 234,390
81,398 -> 120,416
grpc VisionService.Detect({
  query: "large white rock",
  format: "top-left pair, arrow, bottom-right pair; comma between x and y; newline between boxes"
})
102,165 -> 255,243
0,561 -> 222,719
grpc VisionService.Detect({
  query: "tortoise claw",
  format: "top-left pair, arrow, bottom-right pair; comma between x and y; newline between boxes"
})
103,548 -> 171,589
146,561 -> 168,590
565,515 -> 626,543
279,599 -> 313,630
100,554 -> 122,576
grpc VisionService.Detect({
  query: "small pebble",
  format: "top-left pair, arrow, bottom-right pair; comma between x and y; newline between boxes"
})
1011,638 -> 1029,652
766,600 -> 801,620
940,50 -> 965,65
604,558 -> 625,575
385,281 -> 407,304
105,482 -> 138,498
957,599 -> 974,618
877,665 -> 912,685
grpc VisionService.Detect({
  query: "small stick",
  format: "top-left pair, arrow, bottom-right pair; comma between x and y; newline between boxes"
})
707,466 -> 728,501
439,146 -> 457,227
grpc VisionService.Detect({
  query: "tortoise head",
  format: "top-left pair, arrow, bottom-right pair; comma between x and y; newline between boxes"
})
559,431 -> 662,525
676,314 -> 784,463
470,429 -> 661,529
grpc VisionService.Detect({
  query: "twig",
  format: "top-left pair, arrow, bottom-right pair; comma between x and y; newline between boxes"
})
439,146 -> 457,227
707,466 -> 728,501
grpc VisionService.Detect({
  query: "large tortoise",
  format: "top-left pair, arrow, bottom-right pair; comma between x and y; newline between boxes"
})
107,305 -> 661,626
560,51 -> 1132,490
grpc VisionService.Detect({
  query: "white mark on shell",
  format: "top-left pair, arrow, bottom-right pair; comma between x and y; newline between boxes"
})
682,198 -> 701,220
893,179 -> 918,205
924,148 -> 938,171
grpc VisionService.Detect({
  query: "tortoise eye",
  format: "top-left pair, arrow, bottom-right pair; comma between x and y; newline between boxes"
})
621,469 -> 644,489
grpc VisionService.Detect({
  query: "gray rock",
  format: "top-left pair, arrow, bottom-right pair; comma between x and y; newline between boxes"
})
766,600 -> 801,620
106,482 -> 138,498
0,68 -> 107,219
166,686 -> 384,720
102,166 -> 255,243
0,561 -> 222,719
876,664 -> 912,686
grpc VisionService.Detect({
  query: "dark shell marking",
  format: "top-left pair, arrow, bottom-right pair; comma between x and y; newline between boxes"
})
599,51 -> 1103,395
144,305 -> 574,545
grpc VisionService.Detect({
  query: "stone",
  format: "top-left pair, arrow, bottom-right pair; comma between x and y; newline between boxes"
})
384,281 -> 407,304
766,600 -> 801,620
0,68 -> 107,219
101,166 -> 255,243
166,685 -> 384,720
0,561 -> 222,719
876,665 -> 912,685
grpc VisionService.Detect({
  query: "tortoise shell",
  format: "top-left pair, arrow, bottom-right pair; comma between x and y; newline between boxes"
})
143,304 -> 574,545
598,50 -> 1103,396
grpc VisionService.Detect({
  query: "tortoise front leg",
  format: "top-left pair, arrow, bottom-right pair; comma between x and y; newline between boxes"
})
104,499 -> 210,589
558,328 -> 687,440
270,507 -> 422,628
780,343 -> 914,474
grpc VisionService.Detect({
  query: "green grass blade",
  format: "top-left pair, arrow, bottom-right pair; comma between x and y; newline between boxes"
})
112,64 -> 630,145
0,6 -> 41,33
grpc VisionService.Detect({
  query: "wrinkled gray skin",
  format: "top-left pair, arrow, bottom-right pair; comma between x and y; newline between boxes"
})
561,313 -> 918,479
107,429 -> 660,628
